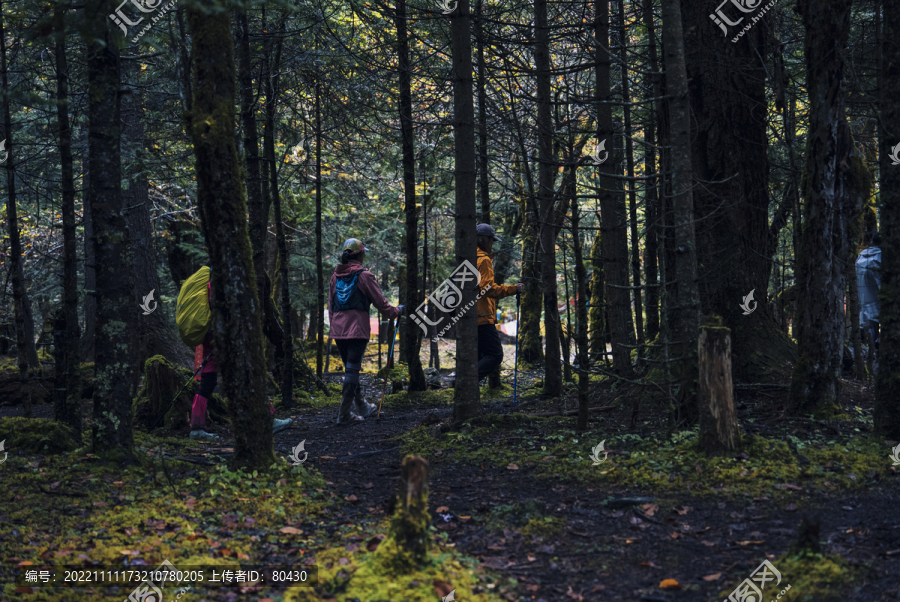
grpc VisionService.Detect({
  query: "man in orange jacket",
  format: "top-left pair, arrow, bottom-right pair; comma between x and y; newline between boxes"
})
476,223 -> 524,382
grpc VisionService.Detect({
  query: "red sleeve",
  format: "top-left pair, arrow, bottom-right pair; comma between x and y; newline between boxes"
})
357,270 -> 400,319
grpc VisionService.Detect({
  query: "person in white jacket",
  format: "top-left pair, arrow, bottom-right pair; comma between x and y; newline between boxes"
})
856,232 -> 882,360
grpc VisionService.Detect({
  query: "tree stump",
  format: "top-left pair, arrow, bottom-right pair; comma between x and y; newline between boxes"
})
132,356 -> 195,432
377,455 -> 431,572
698,315 -> 741,455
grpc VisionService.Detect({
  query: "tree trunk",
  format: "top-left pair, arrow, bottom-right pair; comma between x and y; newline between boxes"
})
571,166 -> 590,431
518,165 -> 543,365
661,0 -> 701,423
682,0 -> 796,384
588,230 -> 606,361
449,0 -> 481,422
237,8 -> 264,283
536,0 -> 562,397
789,0 -> 853,418
187,1 -> 273,470
698,315 -> 740,455
315,71 -> 325,380
86,0 -> 138,461
80,126 -> 96,361
618,0 -> 643,351
1,8 -> 39,382
596,0 -> 634,379
122,64 -> 190,369
52,5 -> 82,437
875,0 -> 900,438
396,0 -> 425,392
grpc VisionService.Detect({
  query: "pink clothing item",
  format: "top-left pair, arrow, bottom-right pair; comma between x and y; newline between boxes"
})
269,401 -> 276,416
328,261 -> 399,339
191,394 -> 208,429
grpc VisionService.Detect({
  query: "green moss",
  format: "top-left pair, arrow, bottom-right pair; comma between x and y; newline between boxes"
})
0,417 -> 79,455
718,551 -> 854,602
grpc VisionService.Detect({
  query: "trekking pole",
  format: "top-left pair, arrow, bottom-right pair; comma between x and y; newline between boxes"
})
513,293 -> 520,406
377,316 -> 399,419
150,353 -> 211,430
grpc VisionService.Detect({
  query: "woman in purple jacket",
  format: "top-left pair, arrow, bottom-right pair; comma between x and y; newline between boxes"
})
329,239 -> 404,425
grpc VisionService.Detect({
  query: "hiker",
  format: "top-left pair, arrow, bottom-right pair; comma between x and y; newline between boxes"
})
856,232 -> 882,359
189,280 -> 293,440
329,239 -> 404,425
475,223 -> 524,382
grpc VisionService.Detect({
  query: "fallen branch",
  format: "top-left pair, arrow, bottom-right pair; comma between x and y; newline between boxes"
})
348,447 -> 399,459
632,506 -> 663,525
39,486 -> 88,497
527,405 -> 615,417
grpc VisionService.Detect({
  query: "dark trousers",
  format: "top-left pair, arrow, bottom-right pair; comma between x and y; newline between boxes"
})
335,338 -> 368,422
477,324 -> 503,381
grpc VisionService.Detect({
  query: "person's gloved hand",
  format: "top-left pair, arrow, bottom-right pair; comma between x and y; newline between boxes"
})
397,304 -> 406,316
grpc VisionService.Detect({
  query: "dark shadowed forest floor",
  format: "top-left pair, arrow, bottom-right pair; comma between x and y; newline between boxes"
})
1,365 -> 898,602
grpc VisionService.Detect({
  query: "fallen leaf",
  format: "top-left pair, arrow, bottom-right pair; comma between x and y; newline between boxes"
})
641,503 -> 659,516
346,495 -> 358,502
237,552 -> 250,560
670,533 -> 680,539
320,456 -> 336,459
345,544 -> 359,553
565,586 -> 584,601
885,549 -> 900,557
659,578 -> 679,589
526,584 -> 540,592
527,553 -> 536,562
674,506 -> 692,515
702,573 -> 722,581
220,549 -> 233,557
338,558 -> 349,566
366,535 -> 385,551
93,501 -> 107,507
506,463 -> 519,470
363,482 -> 374,489
738,540 -> 765,546
17,561 -> 34,566
436,506 -> 449,513
785,503 -> 798,512
49,481 -> 60,489
119,550 -> 140,556
700,540 -> 717,547
280,527 -> 303,535
784,483 -> 803,491
433,579 -> 453,597
185,498 -> 197,510
641,561 -> 658,568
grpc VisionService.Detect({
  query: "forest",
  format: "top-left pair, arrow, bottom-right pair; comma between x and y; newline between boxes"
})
0,0 -> 899,599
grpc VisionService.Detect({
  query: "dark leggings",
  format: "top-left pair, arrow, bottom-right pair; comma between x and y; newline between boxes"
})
197,372 -> 217,398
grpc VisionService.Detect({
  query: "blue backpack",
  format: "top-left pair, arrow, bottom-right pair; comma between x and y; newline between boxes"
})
333,271 -> 372,312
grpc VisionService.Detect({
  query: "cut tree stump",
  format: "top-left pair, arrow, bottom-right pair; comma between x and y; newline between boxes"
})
377,455 -> 431,571
698,315 -> 741,455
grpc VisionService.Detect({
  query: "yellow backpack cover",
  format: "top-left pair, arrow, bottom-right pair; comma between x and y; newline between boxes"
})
176,266 -> 212,347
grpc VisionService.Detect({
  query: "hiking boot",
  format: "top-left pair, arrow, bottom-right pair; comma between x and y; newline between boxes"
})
337,381 -> 360,425
354,390 -> 377,418
337,414 -> 364,426
190,429 -> 219,441
273,417 -> 293,434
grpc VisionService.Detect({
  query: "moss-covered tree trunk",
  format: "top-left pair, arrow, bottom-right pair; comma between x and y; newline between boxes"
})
187,2 -> 273,470
789,0 -> 853,417
875,0 -> 900,438
85,0 -> 138,462
52,5 -> 81,438
518,166 -> 543,365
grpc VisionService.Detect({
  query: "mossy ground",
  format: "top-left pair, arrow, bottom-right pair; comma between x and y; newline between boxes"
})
717,550 -> 855,601
397,412 -> 890,497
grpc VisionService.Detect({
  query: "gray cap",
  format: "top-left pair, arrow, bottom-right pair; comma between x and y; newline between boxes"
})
476,223 -> 501,242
